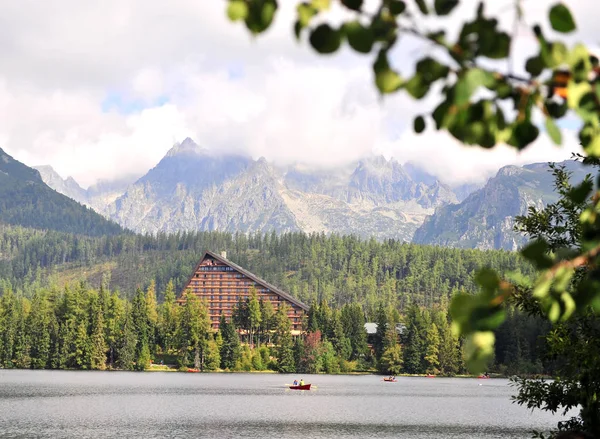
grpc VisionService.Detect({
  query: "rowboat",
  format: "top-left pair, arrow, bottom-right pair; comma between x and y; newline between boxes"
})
289,384 -> 311,390
383,378 -> 397,382
187,368 -> 200,373
426,374 -> 435,378
478,375 -> 490,379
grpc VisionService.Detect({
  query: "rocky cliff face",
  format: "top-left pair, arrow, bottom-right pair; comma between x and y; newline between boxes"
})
42,139 -> 585,246
88,140 -> 458,240
412,161 -> 589,250
34,165 -> 88,204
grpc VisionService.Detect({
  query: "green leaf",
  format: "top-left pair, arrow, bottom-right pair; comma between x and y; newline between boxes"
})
545,117 -> 562,145
567,81 -> 592,108
245,0 -> 277,34
553,266 -> 574,293
549,3 -> 576,33
414,0 -> 428,14
311,0 -> 331,10
309,24 -> 342,54
546,100 -> 568,119
533,276 -> 553,299
470,306 -> 506,331
434,0 -> 458,15
474,268 -> 500,293
547,299 -> 561,322
464,331 -> 495,374
416,57 -> 450,83
454,69 -> 490,106
405,76 -> 429,99
388,0 -> 406,15
543,42 -> 568,68
560,292 -> 576,321
373,52 -> 403,94
567,180 -> 593,204
341,0 -> 363,10
227,0 -> 249,21
343,21 -> 374,54
525,56 -> 545,77
414,115 -> 426,133
521,239 -> 553,269
508,120 -> 540,150
297,3 -> 317,27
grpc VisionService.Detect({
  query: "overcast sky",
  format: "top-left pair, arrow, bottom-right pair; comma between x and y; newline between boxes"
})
0,0 -> 597,188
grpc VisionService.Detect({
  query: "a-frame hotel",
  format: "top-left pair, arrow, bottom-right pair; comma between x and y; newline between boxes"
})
177,250 -> 309,333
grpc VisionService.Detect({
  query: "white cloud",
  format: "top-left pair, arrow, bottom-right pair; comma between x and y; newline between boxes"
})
0,0 -> 597,188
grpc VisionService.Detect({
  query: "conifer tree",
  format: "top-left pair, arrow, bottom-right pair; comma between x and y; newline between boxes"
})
219,314 -> 241,370
274,303 -> 295,373
117,303 -> 137,371
424,323 -> 441,375
87,293 -> 107,370
158,279 -> 178,354
248,287 -> 261,348
27,290 -> 51,369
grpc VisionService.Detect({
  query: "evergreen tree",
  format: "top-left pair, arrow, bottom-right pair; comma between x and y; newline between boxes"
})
219,314 -> 241,370
158,280 -> 178,354
380,345 -> 403,375
27,290 -> 51,369
424,323 -> 441,375
403,305 -> 426,374
177,292 -> 210,370
145,280 -> 158,352
117,304 -> 137,370
341,303 -> 368,360
373,303 -> 388,361
105,292 -> 125,368
131,287 -> 150,370
87,293 -> 107,370
248,287 -> 261,348
274,303 -> 295,373
259,299 -> 275,345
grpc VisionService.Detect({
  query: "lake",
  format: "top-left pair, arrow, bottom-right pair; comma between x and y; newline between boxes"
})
0,370 -> 565,438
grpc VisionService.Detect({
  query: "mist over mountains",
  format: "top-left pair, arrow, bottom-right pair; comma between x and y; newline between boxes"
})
32,138 -> 588,249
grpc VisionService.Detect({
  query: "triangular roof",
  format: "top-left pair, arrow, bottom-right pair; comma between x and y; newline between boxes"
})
182,250 -> 309,312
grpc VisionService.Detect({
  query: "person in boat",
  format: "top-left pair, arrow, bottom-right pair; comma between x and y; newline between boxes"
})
299,379 -> 304,386
293,379 -> 298,386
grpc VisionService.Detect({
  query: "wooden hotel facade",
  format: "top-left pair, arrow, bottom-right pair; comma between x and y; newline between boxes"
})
177,250 -> 309,333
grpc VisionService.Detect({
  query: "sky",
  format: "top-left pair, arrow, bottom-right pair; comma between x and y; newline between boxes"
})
0,0 -> 597,188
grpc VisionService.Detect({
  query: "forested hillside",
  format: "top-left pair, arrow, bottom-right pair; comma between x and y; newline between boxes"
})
0,148 -> 124,236
0,226 -> 535,317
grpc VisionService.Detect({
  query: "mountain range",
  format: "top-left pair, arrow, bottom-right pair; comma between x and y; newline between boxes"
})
0,148 -> 124,236
28,138 -> 589,249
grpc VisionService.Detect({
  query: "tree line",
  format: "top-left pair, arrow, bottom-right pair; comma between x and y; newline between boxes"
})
0,278 -> 550,376
0,226 -> 536,318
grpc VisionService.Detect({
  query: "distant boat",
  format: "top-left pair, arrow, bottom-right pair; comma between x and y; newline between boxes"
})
187,368 -> 200,373
426,374 -> 435,378
289,384 -> 311,390
478,375 -> 490,379
383,377 -> 397,382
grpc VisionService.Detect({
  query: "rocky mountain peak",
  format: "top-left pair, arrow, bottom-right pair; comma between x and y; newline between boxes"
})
165,137 -> 207,158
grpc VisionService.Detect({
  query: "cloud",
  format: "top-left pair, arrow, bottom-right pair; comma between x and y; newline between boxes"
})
0,0 -> 597,188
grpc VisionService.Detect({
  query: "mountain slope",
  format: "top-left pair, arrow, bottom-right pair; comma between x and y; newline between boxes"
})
0,148 -> 125,236
412,161 -> 589,250
99,140 -> 458,240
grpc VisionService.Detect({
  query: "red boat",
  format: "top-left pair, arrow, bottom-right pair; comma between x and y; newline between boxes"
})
289,384 -> 311,390
383,378 -> 397,382
187,368 -> 200,373
426,374 -> 435,378
478,375 -> 490,379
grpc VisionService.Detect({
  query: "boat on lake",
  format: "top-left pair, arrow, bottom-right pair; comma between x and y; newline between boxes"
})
187,368 -> 200,373
289,384 -> 311,390
383,377 -> 397,382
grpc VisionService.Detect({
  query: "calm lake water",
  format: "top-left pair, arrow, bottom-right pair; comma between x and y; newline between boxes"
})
0,370 -> 565,438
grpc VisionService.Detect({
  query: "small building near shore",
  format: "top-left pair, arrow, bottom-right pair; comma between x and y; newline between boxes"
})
177,250 -> 309,334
